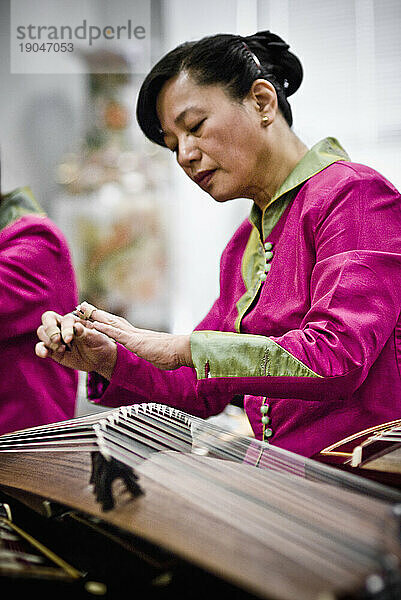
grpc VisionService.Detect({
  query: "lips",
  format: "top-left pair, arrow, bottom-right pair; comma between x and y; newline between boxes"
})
193,170 -> 215,188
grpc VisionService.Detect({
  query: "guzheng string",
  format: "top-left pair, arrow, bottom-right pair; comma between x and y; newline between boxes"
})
1,403 -> 401,598
135,453 -> 390,586
372,430 -> 401,441
83,407 -> 401,589
0,402 -> 400,504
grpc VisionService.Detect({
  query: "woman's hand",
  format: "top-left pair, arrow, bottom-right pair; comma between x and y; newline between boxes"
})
35,310 -> 118,380
76,301 -> 193,371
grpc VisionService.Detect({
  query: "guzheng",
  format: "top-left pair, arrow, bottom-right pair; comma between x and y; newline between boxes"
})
0,403 -> 401,600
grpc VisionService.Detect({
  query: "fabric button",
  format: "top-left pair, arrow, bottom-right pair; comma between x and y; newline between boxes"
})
264,241 -> 273,251
264,251 -> 274,261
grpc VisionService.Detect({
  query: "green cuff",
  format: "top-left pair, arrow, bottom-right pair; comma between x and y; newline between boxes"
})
190,330 -> 321,380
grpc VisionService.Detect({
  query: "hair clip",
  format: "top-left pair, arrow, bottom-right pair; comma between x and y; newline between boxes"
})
241,41 -> 262,73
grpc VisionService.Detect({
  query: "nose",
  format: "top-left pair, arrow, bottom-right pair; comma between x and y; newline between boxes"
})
177,135 -> 201,168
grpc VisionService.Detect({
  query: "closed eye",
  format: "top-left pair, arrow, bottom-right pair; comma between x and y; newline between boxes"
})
190,118 -> 206,134
164,117 -> 206,154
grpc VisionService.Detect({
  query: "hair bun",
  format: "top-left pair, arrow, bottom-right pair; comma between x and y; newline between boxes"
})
244,30 -> 303,97
246,31 -> 290,52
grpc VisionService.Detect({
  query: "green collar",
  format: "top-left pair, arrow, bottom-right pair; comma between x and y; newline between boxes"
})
0,187 -> 44,231
249,137 -> 350,234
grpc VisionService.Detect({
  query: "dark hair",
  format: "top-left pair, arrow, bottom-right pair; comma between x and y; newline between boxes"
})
136,31 -> 303,147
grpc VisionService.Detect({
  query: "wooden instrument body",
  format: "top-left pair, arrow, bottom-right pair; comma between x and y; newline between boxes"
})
315,419 -> 401,489
1,406 -> 401,600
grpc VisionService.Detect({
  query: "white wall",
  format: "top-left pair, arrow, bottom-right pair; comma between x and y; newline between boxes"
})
258,0 -> 401,188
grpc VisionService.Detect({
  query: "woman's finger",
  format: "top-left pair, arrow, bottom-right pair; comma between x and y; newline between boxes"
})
37,322 -> 66,353
39,311 -> 83,351
35,340 -> 67,362
37,324 -> 52,346
76,302 -> 145,339
78,301 -> 128,329
60,313 -> 78,344
72,321 -> 86,337
74,301 -> 97,321
35,341 -> 50,359
92,321 -> 133,347
41,310 -> 63,344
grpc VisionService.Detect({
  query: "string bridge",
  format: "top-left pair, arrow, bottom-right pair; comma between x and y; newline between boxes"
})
90,452 -> 144,511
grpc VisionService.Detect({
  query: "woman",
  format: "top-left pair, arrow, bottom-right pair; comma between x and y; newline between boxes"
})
36,31 -> 401,458
0,180 -> 78,434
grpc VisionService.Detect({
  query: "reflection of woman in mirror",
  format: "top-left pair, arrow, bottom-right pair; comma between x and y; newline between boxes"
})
0,160 -> 78,434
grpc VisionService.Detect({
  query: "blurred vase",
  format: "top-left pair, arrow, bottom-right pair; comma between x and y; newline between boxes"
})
52,64 -> 170,330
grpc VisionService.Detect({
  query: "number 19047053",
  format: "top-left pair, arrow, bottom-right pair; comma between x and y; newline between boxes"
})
19,42 -> 74,52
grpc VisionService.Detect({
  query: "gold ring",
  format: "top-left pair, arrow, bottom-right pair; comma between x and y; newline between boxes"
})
76,303 -> 97,320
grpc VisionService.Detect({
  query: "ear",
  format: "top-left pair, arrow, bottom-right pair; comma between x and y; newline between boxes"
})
248,79 -> 278,122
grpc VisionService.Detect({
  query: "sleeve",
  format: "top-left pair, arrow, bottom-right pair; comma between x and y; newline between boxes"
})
0,219 -> 77,340
190,173 -> 401,401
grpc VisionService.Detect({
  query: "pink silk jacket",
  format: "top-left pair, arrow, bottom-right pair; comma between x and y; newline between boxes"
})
0,188 -> 78,434
88,138 -> 401,457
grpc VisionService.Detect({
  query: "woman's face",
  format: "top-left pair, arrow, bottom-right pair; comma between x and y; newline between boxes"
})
156,71 -> 270,203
